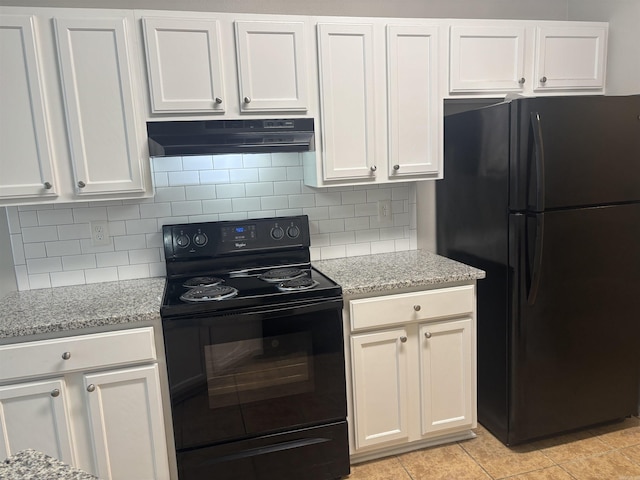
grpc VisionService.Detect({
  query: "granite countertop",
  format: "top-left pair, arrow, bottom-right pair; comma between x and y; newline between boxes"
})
0,277 -> 165,340
0,450 -> 98,480
313,250 -> 485,296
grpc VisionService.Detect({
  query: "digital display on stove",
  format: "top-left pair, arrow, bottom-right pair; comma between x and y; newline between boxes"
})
221,224 -> 256,242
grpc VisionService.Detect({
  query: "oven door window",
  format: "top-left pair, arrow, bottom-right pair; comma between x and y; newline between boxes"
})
164,300 -> 345,450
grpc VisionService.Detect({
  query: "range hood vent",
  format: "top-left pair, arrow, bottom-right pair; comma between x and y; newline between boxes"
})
147,118 -> 314,157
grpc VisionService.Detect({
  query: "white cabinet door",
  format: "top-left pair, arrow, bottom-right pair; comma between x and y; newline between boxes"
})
387,25 -> 440,177
0,15 -> 57,201
351,328 -> 409,449
534,25 -> 607,91
142,17 -> 225,113
54,15 -> 146,195
449,25 -> 526,93
317,23 -> 377,181
84,364 -> 170,480
235,21 -> 308,112
419,318 -> 474,436
0,379 -> 75,464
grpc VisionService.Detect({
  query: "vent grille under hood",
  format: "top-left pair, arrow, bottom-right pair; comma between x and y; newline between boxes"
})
147,118 -> 314,157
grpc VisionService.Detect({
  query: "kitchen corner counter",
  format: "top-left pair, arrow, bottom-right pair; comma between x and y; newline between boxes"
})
313,250 -> 485,296
0,450 -> 98,480
0,278 -> 165,340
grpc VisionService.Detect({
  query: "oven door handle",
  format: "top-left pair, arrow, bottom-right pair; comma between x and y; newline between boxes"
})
243,297 -> 344,318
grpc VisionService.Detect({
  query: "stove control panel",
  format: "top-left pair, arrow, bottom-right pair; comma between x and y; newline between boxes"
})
163,215 -> 310,259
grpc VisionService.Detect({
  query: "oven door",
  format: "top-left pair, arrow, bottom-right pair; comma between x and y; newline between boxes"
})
162,297 -> 346,451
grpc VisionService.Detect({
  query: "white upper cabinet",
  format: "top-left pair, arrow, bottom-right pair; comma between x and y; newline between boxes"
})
317,23 -> 377,182
449,25 -> 527,93
534,25 -> 607,91
142,17 -> 225,113
0,15 -> 57,201
447,20 -> 608,97
54,15 -> 147,195
386,25 -> 440,178
235,20 -> 308,112
309,20 -> 442,187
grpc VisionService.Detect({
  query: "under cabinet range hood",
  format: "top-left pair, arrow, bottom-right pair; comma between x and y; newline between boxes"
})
147,118 -> 315,157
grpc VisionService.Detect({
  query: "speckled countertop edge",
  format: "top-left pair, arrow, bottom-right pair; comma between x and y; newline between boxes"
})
0,277 -> 165,340
0,449 -> 98,480
313,250 -> 485,296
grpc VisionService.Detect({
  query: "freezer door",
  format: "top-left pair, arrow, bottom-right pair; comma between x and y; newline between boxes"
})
508,203 -> 640,444
510,95 -> 640,212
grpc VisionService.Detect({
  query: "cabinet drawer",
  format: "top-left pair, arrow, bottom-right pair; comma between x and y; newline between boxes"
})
0,327 -> 156,383
350,285 -> 474,331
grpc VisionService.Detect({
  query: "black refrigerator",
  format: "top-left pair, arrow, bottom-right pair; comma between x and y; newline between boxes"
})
436,95 -> 640,446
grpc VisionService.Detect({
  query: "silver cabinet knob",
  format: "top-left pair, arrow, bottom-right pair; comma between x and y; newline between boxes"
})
540,76 -> 548,84
51,389 -> 60,397
77,181 -> 86,189
393,165 -> 400,171
62,352 -> 71,360
86,384 -> 96,393
413,305 -> 421,312
518,77 -> 525,85
44,182 -> 53,189
243,96 -> 251,104
424,332 -> 432,339
399,336 -> 408,343
214,97 -> 223,104
370,165 -> 377,172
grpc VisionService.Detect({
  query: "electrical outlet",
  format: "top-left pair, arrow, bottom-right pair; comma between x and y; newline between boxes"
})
90,221 -> 110,246
377,200 -> 393,228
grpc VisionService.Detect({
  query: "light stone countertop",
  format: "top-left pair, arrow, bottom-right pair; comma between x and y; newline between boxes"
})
0,449 -> 98,480
313,250 -> 485,296
0,278 -> 165,340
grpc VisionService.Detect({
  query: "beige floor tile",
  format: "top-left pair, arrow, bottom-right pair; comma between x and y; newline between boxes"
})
505,465 -> 576,480
347,456 -> 412,480
591,417 -> 640,449
528,429 -> 613,464
398,443 -> 492,480
620,444 -> 640,465
561,451 -> 640,480
458,427 -> 555,479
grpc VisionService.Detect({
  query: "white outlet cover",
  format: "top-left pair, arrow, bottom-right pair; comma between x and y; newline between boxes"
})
90,220 -> 111,246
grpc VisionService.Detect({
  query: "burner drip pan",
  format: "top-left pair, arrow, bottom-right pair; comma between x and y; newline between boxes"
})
259,267 -> 306,283
183,276 -> 224,288
277,277 -> 320,292
180,285 -> 239,302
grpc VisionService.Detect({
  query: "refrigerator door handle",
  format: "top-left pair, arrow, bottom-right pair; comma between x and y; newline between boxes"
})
530,112 -> 546,212
527,213 -> 545,305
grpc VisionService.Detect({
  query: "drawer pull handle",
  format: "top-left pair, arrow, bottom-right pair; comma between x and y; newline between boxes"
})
399,336 -> 408,343
61,352 -> 71,360
424,332 -> 432,339
413,305 -> 421,311
51,389 -> 60,397
77,181 -> 86,189
44,181 -> 53,190
540,76 -> 548,84
215,97 -> 223,104
244,96 -> 251,104
86,384 -> 96,393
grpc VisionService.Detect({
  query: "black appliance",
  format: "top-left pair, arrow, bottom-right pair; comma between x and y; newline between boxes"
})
160,215 -> 350,479
147,118 -> 315,157
436,95 -> 640,445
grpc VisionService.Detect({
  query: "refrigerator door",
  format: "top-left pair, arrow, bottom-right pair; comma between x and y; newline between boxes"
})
510,95 -> 640,212
508,203 -> 640,444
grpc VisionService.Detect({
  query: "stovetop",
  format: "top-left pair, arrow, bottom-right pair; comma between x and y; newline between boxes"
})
161,266 -> 341,318
160,216 -> 342,319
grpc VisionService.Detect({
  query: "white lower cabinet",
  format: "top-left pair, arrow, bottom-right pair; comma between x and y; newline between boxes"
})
347,284 -> 477,460
0,327 -> 170,479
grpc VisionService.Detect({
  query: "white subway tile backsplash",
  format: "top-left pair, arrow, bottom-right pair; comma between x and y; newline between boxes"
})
27,257 -> 62,274
45,240 -> 81,257
50,270 -> 86,288
85,267 -> 119,284
6,153 -> 418,290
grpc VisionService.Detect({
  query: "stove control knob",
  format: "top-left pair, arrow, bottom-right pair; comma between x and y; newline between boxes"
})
287,225 -> 300,238
271,226 -> 285,240
193,233 -> 208,247
176,234 -> 190,248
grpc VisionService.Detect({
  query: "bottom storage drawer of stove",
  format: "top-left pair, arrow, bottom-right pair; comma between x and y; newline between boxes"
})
0,327 -> 157,382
